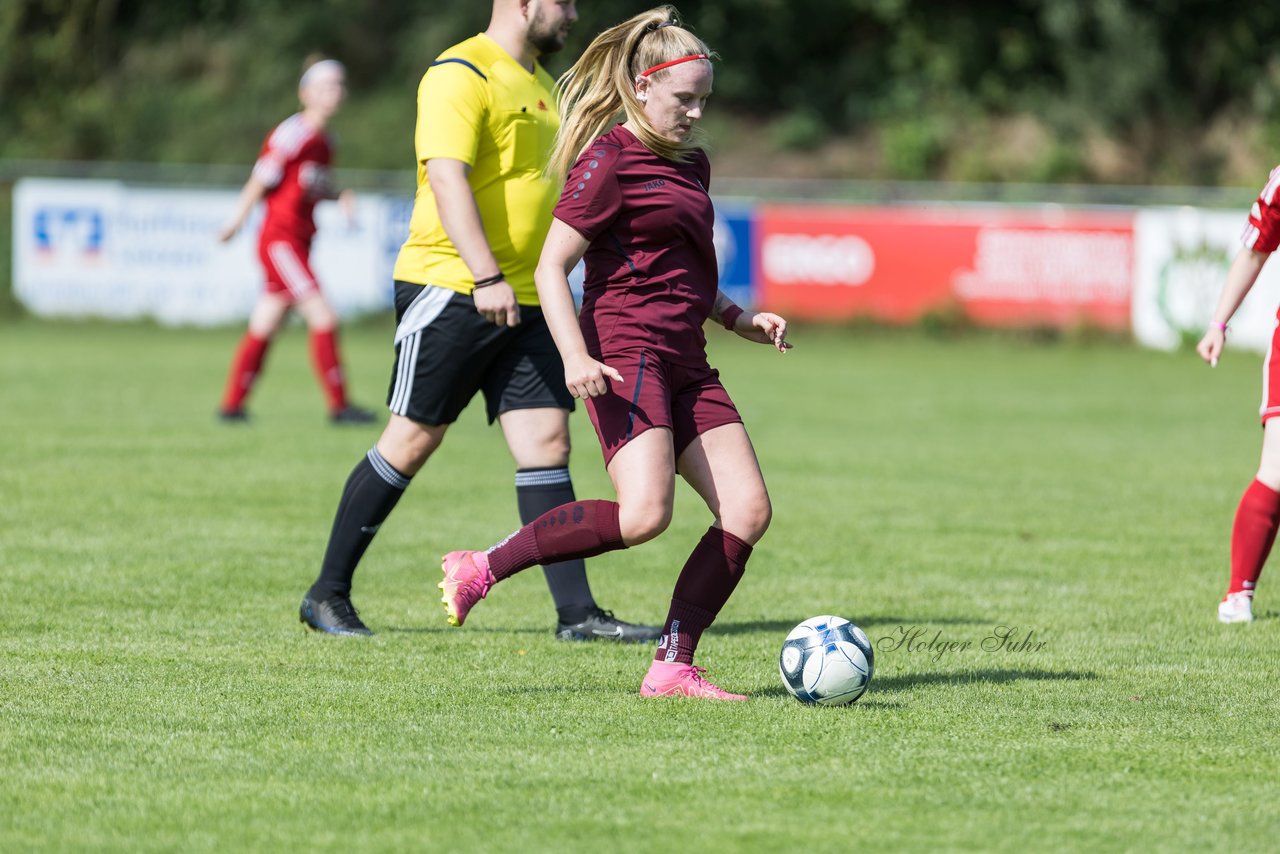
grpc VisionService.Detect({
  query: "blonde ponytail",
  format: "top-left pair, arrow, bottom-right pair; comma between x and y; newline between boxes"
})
548,5 -> 715,177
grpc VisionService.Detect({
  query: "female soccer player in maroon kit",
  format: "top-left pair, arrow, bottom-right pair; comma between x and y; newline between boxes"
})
439,7 -> 792,700
216,58 -> 374,425
1197,165 -> 1280,623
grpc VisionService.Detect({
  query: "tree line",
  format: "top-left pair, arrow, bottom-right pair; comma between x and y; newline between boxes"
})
3,0 -> 1280,183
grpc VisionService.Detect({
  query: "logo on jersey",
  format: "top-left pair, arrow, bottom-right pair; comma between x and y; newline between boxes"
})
537,99 -> 549,112
299,161 -> 335,200
642,179 -> 667,192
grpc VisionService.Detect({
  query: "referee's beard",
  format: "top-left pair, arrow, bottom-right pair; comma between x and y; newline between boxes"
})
527,12 -> 571,55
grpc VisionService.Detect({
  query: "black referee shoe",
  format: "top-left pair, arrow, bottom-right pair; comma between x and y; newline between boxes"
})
330,404 -> 378,425
299,593 -> 373,636
555,608 -> 661,643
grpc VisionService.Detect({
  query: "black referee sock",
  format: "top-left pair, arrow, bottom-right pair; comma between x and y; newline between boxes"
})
516,467 -> 598,625
309,447 -> 410,600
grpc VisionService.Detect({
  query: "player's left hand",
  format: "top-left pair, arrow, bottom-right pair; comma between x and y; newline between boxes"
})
474,281 -> 521,327
734,312 -> 792,353
1196,325 -> 1225,367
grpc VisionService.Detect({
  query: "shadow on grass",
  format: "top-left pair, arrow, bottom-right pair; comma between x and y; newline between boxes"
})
378,625 -> 546,635
384,614 -> 999,638
752,668 -> 1095,706
873,668 -> 1098,692
752,686 -> 904,708
714,614 -> 987,636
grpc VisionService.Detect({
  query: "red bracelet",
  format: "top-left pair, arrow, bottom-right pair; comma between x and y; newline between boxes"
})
1212,321 -> 1228,333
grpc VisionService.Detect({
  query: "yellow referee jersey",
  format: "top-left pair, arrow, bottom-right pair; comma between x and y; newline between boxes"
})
393,34 -> 560,304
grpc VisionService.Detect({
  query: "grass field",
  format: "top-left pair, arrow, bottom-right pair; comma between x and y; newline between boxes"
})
2,317 -> 1278,851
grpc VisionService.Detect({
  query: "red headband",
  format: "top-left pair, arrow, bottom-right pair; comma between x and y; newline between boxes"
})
639,54 -> 709,78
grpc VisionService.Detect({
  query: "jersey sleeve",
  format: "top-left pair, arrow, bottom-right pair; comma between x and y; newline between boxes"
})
251,137 -> 287,189
1243,166 -> 1280,253
415,60 -> 490,166
553,143 -> 622,241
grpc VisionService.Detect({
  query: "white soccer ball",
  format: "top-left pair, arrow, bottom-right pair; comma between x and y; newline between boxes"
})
779,615 -> 874,705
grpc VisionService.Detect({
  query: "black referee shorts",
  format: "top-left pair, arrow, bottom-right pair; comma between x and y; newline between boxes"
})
386,281 -> 575,426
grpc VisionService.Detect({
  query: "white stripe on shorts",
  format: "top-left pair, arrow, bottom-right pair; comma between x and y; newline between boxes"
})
390,330 -> 422,416
267,241 -> 317,299
395,284 -> 454,345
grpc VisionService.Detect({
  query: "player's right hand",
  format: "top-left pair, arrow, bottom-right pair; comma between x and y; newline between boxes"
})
1196,326 -> 1225,367
563,353 -> 622,399
216,222 -> 238,243
473,281 -> 521,327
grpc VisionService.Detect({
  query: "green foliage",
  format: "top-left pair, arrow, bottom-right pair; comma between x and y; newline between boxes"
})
881,115 -> 950,179
4,1 -> 1280,179
770,107 -> 827,152
3,321 -> 1280,849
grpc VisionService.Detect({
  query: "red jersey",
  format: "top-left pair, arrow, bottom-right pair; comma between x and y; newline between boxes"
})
251,113 -> 335,243
1243,165 -> 1280,252
554,125 -> 718,366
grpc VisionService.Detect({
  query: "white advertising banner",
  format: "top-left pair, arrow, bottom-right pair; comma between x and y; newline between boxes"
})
1134,207 -> 1280,352
13,178 -> 400,326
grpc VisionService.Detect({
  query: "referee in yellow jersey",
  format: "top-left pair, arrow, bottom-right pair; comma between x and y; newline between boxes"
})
299,0 -> 660,642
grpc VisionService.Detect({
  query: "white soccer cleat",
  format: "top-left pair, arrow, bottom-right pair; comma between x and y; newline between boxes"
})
1218,591 -> 1254,624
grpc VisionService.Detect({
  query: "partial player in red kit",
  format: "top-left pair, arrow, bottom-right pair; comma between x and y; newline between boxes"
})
216,57 -> 375,425
439,7 -> 794,700
1197,164 -> 1280,622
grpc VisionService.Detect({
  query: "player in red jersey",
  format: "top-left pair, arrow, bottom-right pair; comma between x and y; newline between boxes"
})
439,8 -> 793,700
216,57 -> 375,425
1197,165 -> 1280,623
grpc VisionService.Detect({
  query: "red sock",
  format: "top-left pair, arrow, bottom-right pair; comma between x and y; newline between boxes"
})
1229,479 -> 1280,596
220,333 -> 270,413
310,329 -> 348,413
655,527 -> 753,665
487,500 -> 624,580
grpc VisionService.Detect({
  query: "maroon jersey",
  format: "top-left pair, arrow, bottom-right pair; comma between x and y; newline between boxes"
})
251,113 -> 335,243
554,125 -> 718,366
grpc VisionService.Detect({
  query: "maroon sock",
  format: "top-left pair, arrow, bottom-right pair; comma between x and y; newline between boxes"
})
655,527 -> 753,665
1229,479 -> 1280,595
220,333 -> 269,412
487,500 -> 624,581
310,329 -> 348,412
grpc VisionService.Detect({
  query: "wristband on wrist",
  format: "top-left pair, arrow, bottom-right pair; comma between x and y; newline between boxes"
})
1212,320 -> 1228,334
473,272 -> 505,290
720,304 -> 744,331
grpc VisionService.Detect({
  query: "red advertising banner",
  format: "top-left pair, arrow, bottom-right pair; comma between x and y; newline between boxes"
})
756,205 -> 1136,329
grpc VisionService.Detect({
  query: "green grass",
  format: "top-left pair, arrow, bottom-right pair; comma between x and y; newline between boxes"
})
2,317 -> 1279,851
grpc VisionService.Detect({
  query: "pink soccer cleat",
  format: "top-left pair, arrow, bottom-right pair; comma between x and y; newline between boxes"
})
639,660 -> 748,701
439,550 -> 495,627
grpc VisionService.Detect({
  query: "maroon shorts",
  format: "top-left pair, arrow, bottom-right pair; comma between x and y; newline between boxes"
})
257,236 -> 319,302
584,349 -> 742,467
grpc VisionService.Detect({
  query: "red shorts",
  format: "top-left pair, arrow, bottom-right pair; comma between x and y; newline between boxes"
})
584,349 -> 742,467
258,236 -> 319,302
1263,315 -> 1280,423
